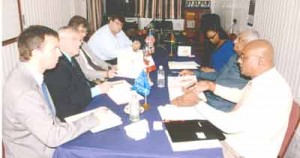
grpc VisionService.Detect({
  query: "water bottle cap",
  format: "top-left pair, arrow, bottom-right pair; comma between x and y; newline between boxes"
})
159,65 -> 163,69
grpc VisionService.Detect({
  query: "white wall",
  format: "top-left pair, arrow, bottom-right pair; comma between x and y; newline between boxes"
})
2,0 -> 87,84
212,0 -> 300,103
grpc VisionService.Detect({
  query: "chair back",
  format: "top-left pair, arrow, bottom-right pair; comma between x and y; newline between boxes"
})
278,101 -> 300,158
2,141 -> 5,158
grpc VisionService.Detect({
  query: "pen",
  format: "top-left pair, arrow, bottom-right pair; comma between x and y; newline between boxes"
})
186,82 -> 196,89
198,121 -> 202,127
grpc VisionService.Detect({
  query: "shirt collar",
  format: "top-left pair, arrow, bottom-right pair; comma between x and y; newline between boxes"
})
251,67 -> 276,85
24,62 -> 44,85
61,51 -> 72,63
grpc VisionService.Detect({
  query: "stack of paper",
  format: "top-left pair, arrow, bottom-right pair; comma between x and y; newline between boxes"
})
158,104 -> 205,121
167,76 -> 206,101
168,61 -> 199,70
64,106 -> 122,133
107,80 -> 143,105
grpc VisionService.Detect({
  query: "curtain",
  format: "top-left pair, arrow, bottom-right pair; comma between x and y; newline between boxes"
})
135,0 -> 183,19
86,0 -> 103,35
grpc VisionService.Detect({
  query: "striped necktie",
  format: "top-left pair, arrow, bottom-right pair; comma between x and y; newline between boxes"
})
41,82 -> 56,117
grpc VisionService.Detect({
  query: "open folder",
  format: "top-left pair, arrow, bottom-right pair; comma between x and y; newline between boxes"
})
64,106 -> 122,133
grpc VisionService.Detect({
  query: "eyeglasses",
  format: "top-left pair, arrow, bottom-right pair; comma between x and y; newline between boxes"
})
235,37 -> 246,44
208,33 -> 217,40
113,20 -> 123,27
78,28 -> 88,34
239,54 -> 262,61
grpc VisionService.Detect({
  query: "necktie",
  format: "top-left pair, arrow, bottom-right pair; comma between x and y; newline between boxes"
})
233,81 -> 252,111
41,82 -> 56,117
80,47 -> 104,70
71,58 -> 92,87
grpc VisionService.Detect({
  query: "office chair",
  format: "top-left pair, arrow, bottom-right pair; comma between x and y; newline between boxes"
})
278,101 -> 300,158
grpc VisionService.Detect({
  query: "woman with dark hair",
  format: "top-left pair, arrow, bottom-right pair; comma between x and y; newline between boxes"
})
200,24 -> 234,72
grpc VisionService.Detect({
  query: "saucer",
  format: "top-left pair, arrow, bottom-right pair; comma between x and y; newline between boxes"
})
124,105 -> 145,114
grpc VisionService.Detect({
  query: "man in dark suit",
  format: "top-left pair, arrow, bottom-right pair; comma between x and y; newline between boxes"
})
3,25 -> 106,158
44,26 -> 111,121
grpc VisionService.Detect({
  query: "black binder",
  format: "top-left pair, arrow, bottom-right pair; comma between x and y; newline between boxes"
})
164,120 -> 225,142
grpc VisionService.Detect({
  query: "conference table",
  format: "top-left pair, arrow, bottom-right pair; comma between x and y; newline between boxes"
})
53,47 -> 224,158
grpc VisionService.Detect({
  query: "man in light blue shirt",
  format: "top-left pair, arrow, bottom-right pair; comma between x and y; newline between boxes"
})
88,15 -> 141,64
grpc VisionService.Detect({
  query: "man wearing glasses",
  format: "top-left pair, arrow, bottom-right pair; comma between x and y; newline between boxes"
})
88,15 -> 141,65
176,40 -> 293,157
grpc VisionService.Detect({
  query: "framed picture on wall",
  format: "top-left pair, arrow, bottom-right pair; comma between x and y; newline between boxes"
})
2,0 -> 22,45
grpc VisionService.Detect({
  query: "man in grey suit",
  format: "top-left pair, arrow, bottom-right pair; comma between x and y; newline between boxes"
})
68,15 -> 117,81
3,25 -> 106,158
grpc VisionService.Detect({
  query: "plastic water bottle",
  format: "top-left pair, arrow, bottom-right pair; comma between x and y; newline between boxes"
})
129,92 -> 140,122
157,65 -> 165,88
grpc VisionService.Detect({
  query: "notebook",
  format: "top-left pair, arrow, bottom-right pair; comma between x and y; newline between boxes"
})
65,106 -> 122,133
163,120 -> 225,151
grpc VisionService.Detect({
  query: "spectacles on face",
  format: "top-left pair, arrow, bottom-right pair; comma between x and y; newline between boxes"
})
208,33 -> 217,40
239,54 -> 262,62
234,36 -> 246,44
78,28 -> 88,34
113,20 -> 123,27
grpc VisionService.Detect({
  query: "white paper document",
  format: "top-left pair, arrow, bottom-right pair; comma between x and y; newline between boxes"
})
107,80 -> 143,105
167,76 -> 206,102
158,104 -> 205,121
168,61 -> 199,70
177,46 -> 191,57
124,119 -> 150,141
117,49 -> 145,79
65,106 -> 122,133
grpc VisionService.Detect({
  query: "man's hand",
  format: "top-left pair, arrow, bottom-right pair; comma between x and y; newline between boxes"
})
106,68 -> 117,78
171,91 -> 199,107
200,67 -> 215,73
132,40 -> 141,51
92,107 -> 109,125
97,82 -> 111,93
189,80 -> 216,93
179,69 -> 195,76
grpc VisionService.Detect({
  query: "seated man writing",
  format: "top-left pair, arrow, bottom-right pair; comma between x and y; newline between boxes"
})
174,40 -> 293,157
174,30 -> 260,111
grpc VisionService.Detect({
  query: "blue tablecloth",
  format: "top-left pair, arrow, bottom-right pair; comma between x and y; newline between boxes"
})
53,47 -> 224,158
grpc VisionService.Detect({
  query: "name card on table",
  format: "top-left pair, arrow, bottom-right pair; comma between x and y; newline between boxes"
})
177,46 -> 192,57
168,61 -> 199,70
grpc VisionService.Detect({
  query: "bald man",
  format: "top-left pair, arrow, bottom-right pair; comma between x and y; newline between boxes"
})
180,40 -> 293,157
173,30 -> 259,111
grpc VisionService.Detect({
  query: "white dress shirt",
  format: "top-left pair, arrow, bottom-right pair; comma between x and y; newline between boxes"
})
88,24 -> 132,60
195,68 -> 293,158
